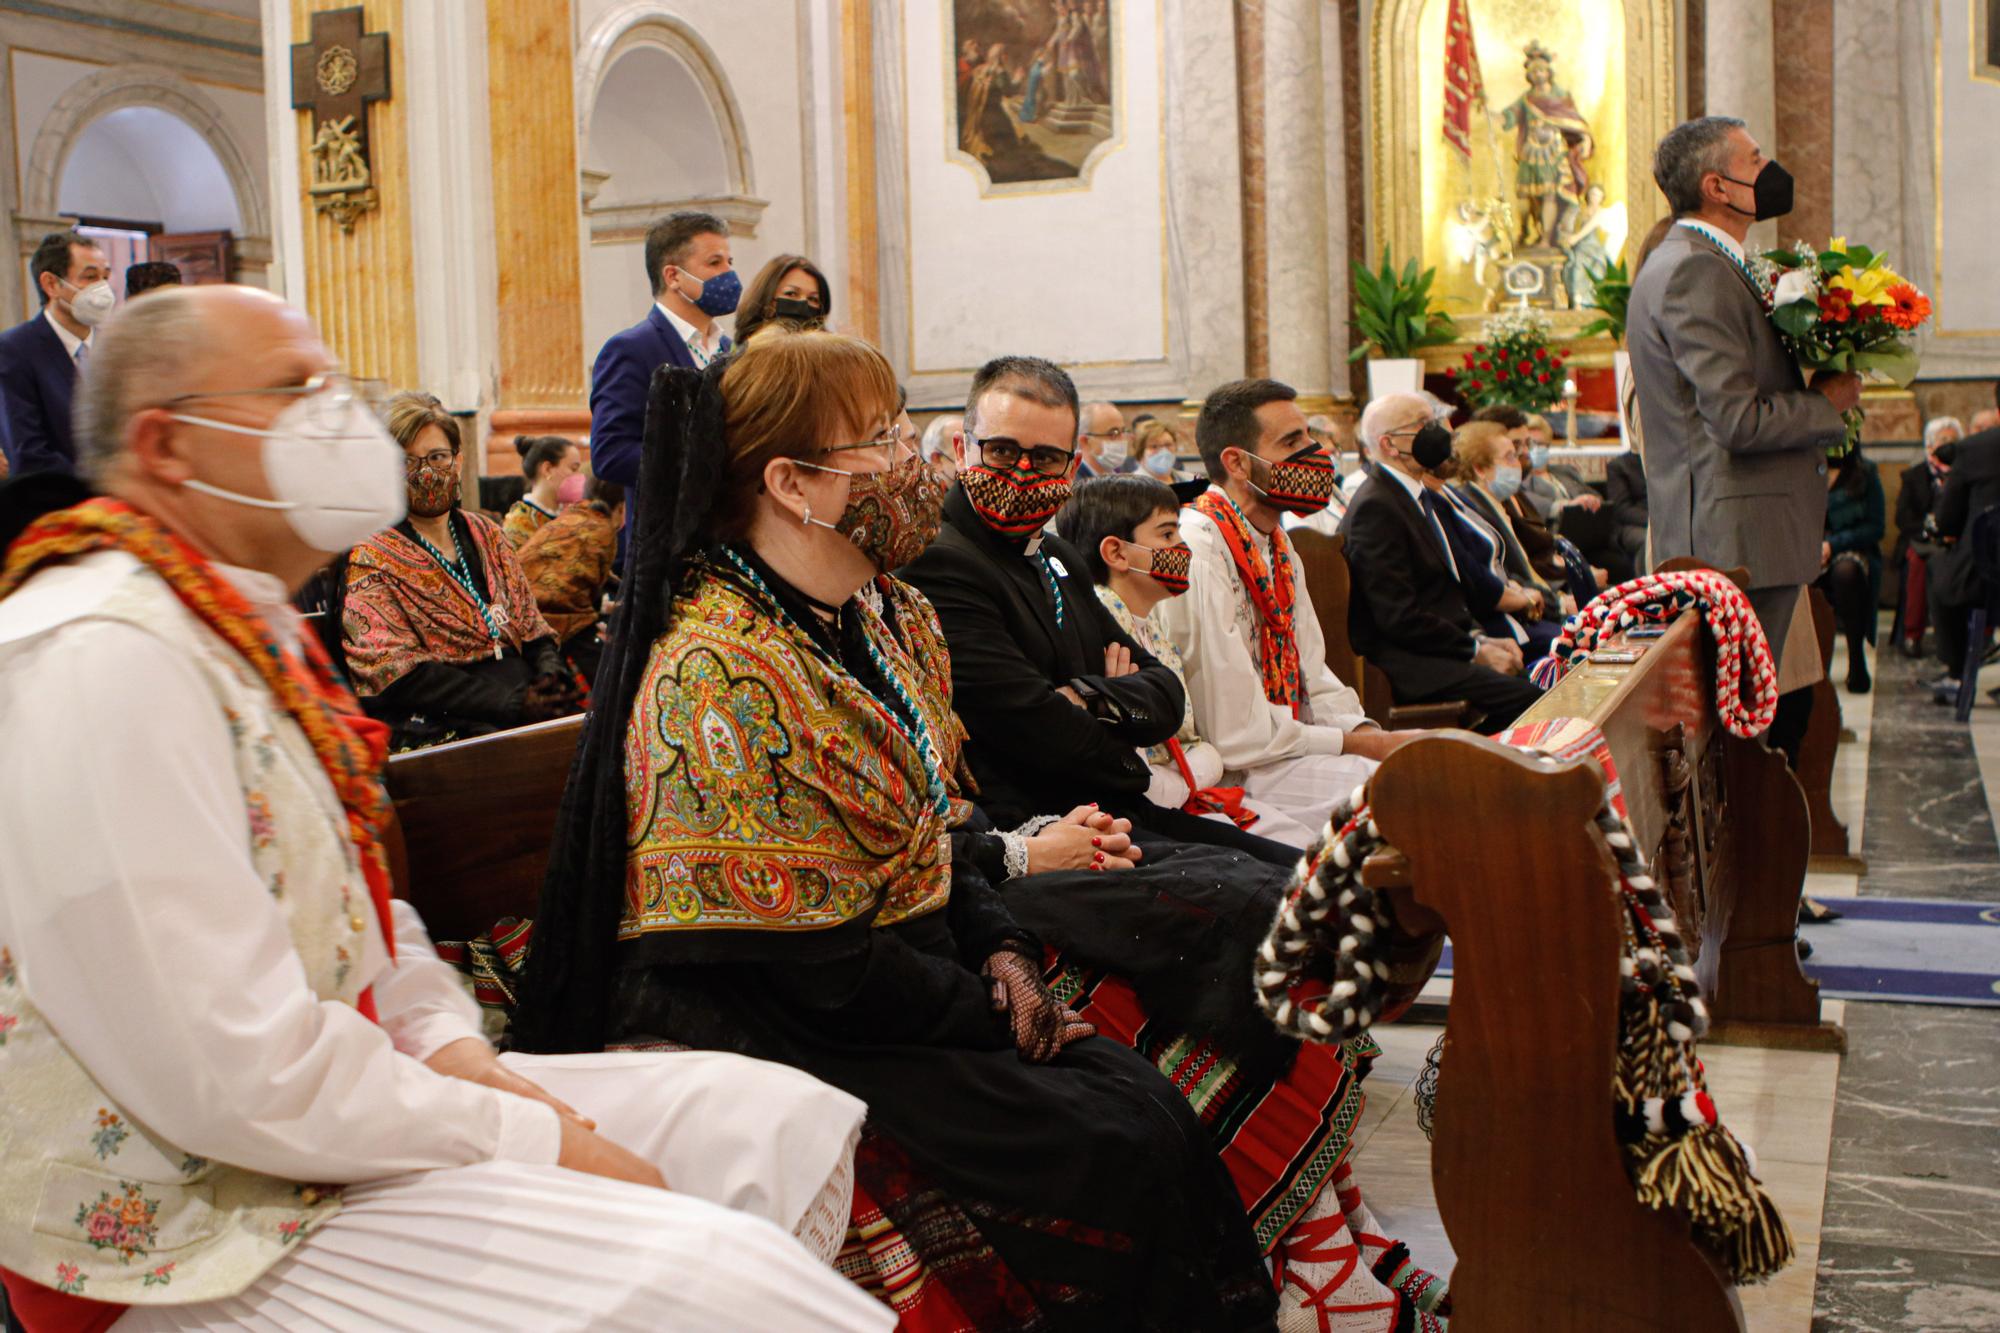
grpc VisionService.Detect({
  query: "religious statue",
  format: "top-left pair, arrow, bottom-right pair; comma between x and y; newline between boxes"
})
1497,42 -> 1595,250
1556,184 -> 1613,311
309,115 -> 369,192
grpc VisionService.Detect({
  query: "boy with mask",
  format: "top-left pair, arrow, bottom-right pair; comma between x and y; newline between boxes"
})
1339,392 -> 1546,731
1153,379 -> 1411,844
0,231 -> 111,476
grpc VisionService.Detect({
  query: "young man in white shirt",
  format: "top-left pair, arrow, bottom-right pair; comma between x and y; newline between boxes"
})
0,284 -> 887,1331
1156,378 -> 1415,845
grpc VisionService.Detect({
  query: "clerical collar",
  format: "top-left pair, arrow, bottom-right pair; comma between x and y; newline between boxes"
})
1677,218 -> 1746,266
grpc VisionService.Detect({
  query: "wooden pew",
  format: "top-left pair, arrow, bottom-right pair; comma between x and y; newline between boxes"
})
1353,605 -> 1835,1328
382,714 -> 584,938
1289,527 -> 1480,731
1800,586 -> 1863,871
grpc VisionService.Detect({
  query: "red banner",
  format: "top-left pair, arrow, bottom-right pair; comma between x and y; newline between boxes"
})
1443,0 -> 1485,161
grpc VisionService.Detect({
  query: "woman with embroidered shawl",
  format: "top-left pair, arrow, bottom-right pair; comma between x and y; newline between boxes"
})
340,393 -> 581,748
515,332 -> 1274,1332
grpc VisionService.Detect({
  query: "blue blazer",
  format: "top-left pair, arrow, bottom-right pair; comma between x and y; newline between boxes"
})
0,313 -> 76,476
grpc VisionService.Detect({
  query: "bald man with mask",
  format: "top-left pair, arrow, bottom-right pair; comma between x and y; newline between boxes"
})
0,285 -> 887,1331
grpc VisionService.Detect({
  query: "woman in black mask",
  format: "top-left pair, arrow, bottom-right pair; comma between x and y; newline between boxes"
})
732,253 -> 831,346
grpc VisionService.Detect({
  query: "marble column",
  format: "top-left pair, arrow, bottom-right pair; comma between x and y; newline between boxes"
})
1771,0 -> 1833,248
840,0 -> 880,349
482,0 -> 588,463
1703,0 -> 1778,250
280,0 -> 419,390
1163,0 -> 1245,399
1258,0 -> 1338,399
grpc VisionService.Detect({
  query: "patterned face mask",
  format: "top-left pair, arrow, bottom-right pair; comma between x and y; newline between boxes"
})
405,458 -> 460,517
1245,443 -> 1338,516
795,450 -> 948,572
1130,540 -> 1192,596
960,463 -> 1073,540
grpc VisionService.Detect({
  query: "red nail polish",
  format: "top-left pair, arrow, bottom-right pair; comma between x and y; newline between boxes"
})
1091,836 -> 1102,847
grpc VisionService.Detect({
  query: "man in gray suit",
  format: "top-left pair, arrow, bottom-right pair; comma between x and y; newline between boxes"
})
1626,115 -> 1860,760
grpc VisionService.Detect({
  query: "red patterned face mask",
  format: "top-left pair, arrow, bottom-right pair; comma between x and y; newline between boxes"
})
960,464 -> 1073,540
1131,540 -> 1192,595
1245,444 -> 1337,516
405,459 -> 459,517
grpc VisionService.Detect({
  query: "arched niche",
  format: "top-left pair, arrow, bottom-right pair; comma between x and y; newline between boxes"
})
574,4 -> 767,242
58,106 -> 242,233
21,64 -> 270,283
1366,0 -> 1676,334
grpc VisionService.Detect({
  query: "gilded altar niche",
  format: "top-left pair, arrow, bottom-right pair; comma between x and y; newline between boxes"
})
1370,0 -> 1677,333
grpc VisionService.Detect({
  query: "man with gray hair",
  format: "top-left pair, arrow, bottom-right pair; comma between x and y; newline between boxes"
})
1336,391 -> 1545,730
920,411 -> 960,485
1626,114 -> 1859,763
0,284 -> 889,1331
1075,399 -> 1132,477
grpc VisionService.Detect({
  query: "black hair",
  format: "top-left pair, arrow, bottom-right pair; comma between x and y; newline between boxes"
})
587,472 -> 625,511
644,210 -> 728,295
1471,403 -> 1528,430
1054,474 -> 1180,585
1195,378 -> 1297,482
30,231 -> 93,307
1832,447 -> 1874,499
123,261 -> 182,297
964,355 -> 1079,438
515,434 -> 575,482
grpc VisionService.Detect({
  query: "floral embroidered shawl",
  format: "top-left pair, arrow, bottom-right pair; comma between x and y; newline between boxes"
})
501,498 -> 555,549
341,510 -> 554,697
621,562 -> 953,944
518,502 -> 617,642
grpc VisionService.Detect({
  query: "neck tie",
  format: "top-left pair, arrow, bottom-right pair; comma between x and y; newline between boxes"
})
73,343 -> 87,369
1418,488 -> 1462,581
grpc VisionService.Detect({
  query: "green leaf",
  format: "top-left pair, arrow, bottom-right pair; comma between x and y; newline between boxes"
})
1772,303 -> 1819,338
1818,252 -> 1847,276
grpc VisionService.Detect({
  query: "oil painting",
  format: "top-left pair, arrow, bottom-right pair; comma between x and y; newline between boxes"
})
951,0 -> 1116,191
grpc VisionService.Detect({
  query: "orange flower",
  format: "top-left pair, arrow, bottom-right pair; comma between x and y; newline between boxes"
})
119,1193 -> 150,1227
1884,282 -> 1931,331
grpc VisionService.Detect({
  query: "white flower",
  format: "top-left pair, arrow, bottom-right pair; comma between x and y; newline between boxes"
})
1771,268 -> 1818,308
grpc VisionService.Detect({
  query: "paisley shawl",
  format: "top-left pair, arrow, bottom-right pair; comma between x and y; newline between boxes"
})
621,563 -> 953,944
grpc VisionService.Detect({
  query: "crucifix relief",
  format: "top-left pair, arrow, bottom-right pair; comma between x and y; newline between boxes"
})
290,6 -> 390,234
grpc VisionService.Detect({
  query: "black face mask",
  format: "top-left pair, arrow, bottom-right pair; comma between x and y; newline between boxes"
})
1718,160 -> 1794,222
770,296 -> 825,329
1411,422 -> 1454,474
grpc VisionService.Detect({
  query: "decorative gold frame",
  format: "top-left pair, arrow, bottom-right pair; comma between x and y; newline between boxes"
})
1366,0 -> 1678,337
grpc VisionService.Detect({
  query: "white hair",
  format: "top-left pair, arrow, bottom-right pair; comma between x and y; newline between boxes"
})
1924,416 -> 1965,450
74,285 -> 209,484
1357,392 -> 1433,452
920,413 -> 960,461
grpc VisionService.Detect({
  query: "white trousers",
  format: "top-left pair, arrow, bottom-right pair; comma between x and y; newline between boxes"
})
112,1050 -> 891,1332
1237,751 -> 1380,850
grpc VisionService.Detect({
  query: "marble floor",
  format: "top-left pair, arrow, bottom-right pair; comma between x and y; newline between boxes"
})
1360,628 -> 2000,1332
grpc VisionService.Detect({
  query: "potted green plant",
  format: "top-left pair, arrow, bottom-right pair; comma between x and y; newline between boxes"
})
1348,248 -> 1457,399
1580,256 -> 1635,442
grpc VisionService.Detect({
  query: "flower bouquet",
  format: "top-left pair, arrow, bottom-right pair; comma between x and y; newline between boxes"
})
1758,237 -> 1933,457
1451,308 -> 1568,413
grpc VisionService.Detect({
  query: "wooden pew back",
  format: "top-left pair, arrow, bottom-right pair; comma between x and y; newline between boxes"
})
383,715 -> 584,940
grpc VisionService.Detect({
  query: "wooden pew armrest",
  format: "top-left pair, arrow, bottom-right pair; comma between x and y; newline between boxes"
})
1385,701 -> 1480,731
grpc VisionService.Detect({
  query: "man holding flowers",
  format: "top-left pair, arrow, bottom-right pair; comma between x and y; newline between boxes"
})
1626,114 -> 1859,762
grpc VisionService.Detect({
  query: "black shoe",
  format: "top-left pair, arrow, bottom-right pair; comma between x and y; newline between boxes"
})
1797,936 -> 1814,961
1800,897 -> 1845,924
1846,660 -> 1872,694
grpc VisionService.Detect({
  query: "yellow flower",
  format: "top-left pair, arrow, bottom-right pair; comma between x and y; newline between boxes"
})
1832,264 -> 1898,307
1826,236 -> 1848,255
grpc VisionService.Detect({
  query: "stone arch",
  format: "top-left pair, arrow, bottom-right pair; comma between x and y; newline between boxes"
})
575,3 -> 766,237
23,64 -> 269,242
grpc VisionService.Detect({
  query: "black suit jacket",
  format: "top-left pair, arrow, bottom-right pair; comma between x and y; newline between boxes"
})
1604,451 -> 1649,556
1931,428 -> 2000,606
898,487 -> 1182,827
1336,472 -> 1482,699
1894,460 -> 1941,562
0,313 -> 76,475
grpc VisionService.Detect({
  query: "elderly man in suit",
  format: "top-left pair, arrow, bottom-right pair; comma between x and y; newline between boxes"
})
0,231 -> 111,476
1625,115 -> 1858,761
1338,392 -> 1545,731
587,210 -> 738,551
1926,410 -> 2000,692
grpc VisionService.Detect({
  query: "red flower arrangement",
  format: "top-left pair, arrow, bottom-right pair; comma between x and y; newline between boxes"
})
1451,310 -> 1567,412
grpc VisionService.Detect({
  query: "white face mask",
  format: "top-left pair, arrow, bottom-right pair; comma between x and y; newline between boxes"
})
61,279 -> 116,328
173,393 -> 407,552
1097,437 -> 1129,470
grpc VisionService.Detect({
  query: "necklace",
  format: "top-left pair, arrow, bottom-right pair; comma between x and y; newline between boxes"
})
1032,551 -> 1066,627
720,547 -> 950,817
407,520 -> 507,660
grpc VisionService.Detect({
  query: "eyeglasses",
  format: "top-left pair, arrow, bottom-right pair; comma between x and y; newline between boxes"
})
969,434 -> 1075,477
1080,426 -> 1128,442
163,371 -> 385,430
816,427 -> 914,467
408,449 -> 458,469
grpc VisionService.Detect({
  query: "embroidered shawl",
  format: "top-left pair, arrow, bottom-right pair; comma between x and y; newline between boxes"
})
620,564 -> 953,944
1191,488 -> 1305,715
501,498 -> 555,549
518,502 -> 617,642
341,510 -> 554,697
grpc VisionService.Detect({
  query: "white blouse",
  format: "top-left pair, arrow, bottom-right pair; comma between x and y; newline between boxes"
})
0,552 -> 561,1186
1156,504 -> 1372,770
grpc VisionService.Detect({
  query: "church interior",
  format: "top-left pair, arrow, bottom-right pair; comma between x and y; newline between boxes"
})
0,1 -> 1996,1331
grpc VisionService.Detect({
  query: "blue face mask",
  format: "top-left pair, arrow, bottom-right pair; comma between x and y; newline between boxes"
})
1490,463 -> 1523,500
678,266 -> 742,317
1527,444 -> 1550,472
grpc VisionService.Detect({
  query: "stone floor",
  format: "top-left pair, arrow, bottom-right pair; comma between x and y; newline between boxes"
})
1363,628 -> 2000,1331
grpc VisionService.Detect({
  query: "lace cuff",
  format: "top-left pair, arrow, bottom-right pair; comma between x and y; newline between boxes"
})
998,833 -> 1031,881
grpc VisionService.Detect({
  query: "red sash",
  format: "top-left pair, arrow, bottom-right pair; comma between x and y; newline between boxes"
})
1191,490 -> 1306,715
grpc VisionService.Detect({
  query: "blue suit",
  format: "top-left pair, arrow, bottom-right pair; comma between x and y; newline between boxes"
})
589,306 -> 728,556
0,313 -> 77,476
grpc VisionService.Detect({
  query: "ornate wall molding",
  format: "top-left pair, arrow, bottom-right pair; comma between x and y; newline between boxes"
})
574,2 -> 757,199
